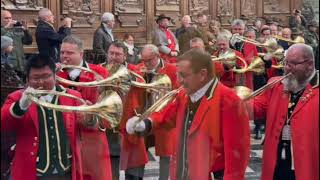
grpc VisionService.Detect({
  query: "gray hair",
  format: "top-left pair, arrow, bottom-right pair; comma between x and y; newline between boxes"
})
101,12 -> 114,22
62,35 -> 84,51
231,19 -> 245,28
38,8 -> 52,20
244,28 -> 256,35
217,30 -> 232,41
142,44 -> 160,56
1,36 -> 13,50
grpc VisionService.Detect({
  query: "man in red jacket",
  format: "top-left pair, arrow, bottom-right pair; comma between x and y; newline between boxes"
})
1,55 -> 95,180
212,32 -> 246,88
126,49 -> 250,180
251,44 -> 319,180
57,35 -> 112,180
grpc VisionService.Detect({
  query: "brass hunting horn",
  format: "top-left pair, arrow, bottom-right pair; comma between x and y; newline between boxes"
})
26,89 -> 123,128
211,50 -> 248,70
234,73 -> 292,101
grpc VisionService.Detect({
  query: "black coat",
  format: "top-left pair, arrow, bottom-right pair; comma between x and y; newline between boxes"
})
92,23 -> 114,64
35,20 -> 71,62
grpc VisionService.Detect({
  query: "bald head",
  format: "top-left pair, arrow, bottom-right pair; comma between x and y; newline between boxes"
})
287,44 -> 314,62
1,10 -> 12,26
181,15 -> 191,27
38,8 -> 54,24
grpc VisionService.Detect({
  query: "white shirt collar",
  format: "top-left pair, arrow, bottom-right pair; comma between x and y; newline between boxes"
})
102,23 -> 114,41
39,86 -> 56,103
189,79 -> 214,103
68,60 -> 84,80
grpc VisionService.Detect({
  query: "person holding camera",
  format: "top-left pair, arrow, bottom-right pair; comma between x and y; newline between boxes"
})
35,8 -> 72,63
289,9 -> 307,31
1,10 -> 33,79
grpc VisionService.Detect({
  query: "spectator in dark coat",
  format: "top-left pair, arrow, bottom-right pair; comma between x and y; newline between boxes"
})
92,12 -> 115,64
175,15 -> 202,54
35,8 -> 71,62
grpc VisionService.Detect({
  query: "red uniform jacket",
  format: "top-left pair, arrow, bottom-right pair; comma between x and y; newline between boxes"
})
252,76 -> 319,180
212,50 -> 245,88
119,63 -> 150,170
150,81 -> 250,180
242,42 -> 258,89
56,63 -> 112,180
1,88 -> 84,180
136,60 -> 179,156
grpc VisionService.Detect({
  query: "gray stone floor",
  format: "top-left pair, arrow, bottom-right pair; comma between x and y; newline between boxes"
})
120,122 -> 264,180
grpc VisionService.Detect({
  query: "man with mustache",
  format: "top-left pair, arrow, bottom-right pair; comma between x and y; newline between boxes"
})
250,43 -> 318,180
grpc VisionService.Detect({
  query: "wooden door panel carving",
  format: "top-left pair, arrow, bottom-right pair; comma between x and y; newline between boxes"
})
114,0 -> 145,28
189,0 -> 209,18
155,0 -> 181,28
61,0 -> 101,27
1,0 -> 302,51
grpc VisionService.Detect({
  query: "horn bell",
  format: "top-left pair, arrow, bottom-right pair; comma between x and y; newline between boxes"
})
131,74 -> 172,92
28,89 -> 123,128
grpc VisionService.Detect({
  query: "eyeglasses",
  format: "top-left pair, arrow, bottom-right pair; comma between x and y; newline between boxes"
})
283,59 -> 310,68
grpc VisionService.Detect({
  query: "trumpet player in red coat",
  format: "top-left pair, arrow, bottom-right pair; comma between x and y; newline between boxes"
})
56,35 -> 112,180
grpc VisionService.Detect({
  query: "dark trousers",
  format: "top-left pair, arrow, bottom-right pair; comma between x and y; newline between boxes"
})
125,166 -> 144,180
211,170 -> 224,180
37,172 -> 71,180
110,156 -> 120,180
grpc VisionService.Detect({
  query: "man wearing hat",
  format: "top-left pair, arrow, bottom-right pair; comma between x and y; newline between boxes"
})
304,20 -> 319,69
152,14 -> 179,64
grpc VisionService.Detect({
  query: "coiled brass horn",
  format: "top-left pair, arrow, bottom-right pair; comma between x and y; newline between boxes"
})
56,64 -> 131,90
106,64 -> 172,92
258,47 -> 285,69
134,86 -> 184,126
272,35 -> 305,44
232,34 -> 279,49
211,50 -> 248,70
131,74 -> 172,92
232,56 -> 265,74
27,89 -> 123,128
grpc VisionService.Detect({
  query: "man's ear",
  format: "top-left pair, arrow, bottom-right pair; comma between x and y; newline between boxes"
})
199,68 -> 208,81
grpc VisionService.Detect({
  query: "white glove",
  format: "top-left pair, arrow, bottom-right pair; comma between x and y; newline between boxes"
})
126,116 -> 146,135
230,34 -> 240,46
263,53 -> 273,61
68,69 -> 81,80
19,87 -> 35,110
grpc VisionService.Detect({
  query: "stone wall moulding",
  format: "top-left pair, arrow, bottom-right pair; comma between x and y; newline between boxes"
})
61,0 -> 101,27
114,0 -> 145,28
1,0 -> 44,10
263,0 -> 290,14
